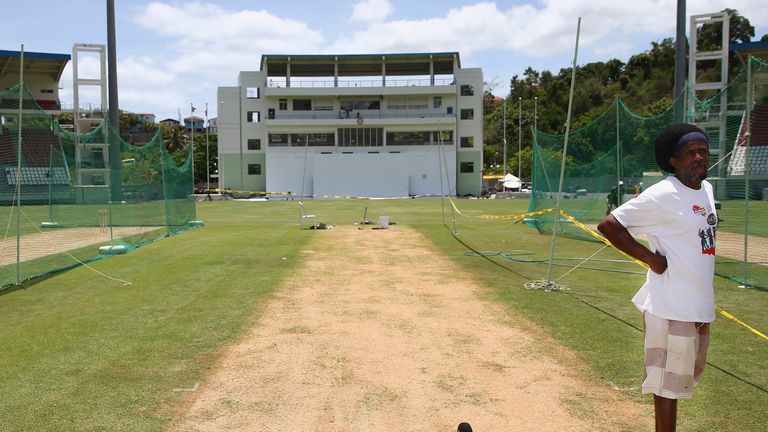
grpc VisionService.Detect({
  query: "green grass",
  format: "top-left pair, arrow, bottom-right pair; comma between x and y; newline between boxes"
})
0,198 -> 765,431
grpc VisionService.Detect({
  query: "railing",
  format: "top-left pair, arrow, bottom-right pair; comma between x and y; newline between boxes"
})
267,77 -> 454,88
272,112 -> 456,120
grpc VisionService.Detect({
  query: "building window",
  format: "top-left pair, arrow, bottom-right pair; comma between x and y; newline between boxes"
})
268,134 -> 289,147
460,109 -> 474,120
460,136 -> 474,148
41,89 -> 54,94
460,162 -> 474,173
278,99 -> 287,110
246,87 -> 260,99
293,99 -> 312,111
248,164 -> 262,175
247,111 -> 260,123
338,127 -> 383,147
247,139 -> 261,150
460,85 -> 474,96
314,99 -> 334,111
435,130 -> 453,144
386,131 -> 431,146
433,96 -> 442,109
386,131 -> 453,146
340,100 -> 381,111
290,133 -> 335,147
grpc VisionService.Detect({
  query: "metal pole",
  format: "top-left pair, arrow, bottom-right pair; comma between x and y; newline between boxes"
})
674,0 -> 686,122
502,101 -> 507,182
546,17 -> 581,288
742,56 -> 752,287
533,96 -> 537,185
15,45 -> 24,284
190,103 -> 195,194
518,97 -> 522,187
205,102 -> 210,191
107,0 -> 122,201
616,97 -> 621,203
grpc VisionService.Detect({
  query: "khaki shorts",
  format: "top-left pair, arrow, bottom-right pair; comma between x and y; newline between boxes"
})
642,312 -> 710,399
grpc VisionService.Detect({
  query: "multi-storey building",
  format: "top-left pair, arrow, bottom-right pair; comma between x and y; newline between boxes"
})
217,52 -> 482,197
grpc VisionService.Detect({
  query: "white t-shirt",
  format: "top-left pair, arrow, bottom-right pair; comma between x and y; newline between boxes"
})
611,176 -> 717,322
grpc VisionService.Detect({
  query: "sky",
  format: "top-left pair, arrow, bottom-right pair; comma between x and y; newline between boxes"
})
2,0 -> 767,122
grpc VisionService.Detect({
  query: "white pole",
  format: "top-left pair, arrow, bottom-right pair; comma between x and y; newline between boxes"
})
15,45 -> 24,284
533,96 -> 537,187
190,103 -> 195,193
502,101 -> 507,185
518,96 -> 522,188
545,17 -> 581,288
205,102 -> 210,191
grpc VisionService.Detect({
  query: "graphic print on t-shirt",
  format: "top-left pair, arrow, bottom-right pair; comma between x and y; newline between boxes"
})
695,203 -> 717,255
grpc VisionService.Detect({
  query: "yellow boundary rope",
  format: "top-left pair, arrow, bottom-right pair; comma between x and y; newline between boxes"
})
448,199 -> 768,342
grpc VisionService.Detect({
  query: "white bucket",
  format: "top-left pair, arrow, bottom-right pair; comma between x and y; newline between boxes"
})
379,216 -> 390,229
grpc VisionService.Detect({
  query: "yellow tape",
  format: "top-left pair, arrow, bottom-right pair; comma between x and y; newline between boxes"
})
716,306 -> 768,341
205,188 -> 293,196
480,208 -> 554,221
559,210 -> 767,342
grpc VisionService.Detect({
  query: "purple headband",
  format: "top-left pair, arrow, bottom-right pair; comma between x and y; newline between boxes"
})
672,131 -> 708,155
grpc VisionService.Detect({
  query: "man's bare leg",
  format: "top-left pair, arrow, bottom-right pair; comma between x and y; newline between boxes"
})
653,395 -> 677,432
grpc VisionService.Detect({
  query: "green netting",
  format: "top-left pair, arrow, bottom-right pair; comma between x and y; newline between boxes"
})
0,84 -> 196,288
527,56 -> 768,289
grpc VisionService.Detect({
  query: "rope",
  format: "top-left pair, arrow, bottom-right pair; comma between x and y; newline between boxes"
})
18,208 -> 132,286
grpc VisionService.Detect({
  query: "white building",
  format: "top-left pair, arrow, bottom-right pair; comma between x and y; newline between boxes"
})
217,52 -> 483,197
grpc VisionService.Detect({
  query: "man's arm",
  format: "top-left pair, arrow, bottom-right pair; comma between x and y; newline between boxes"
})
597,214 -> 668,274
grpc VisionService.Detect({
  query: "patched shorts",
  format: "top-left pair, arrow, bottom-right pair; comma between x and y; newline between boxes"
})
642,311 -> 710,399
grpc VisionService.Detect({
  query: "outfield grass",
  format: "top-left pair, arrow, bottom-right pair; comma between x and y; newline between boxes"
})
0,198 -> 765,431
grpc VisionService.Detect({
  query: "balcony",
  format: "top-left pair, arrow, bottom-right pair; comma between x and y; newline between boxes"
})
266,111 -> 456,127
264,77 -> 456,97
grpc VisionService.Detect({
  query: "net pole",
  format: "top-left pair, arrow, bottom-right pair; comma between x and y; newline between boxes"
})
48,120 -> 54,223
438,129 -> 445,226
160,133 -> 170,236
742,56 -> 752,287
15,45 -> 25,284
518,97 -> 522,185
545,17 -> 581,287
502,102 -> 507,184
615,97 -> 621,203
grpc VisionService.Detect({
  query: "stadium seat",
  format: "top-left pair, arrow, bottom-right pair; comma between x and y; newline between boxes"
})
298,201 -> 317,229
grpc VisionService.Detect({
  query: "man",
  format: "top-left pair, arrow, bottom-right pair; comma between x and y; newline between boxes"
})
605,180 -> 625,215
597,123 -> 716,432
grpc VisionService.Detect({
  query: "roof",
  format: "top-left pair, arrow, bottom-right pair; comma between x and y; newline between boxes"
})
0,49 -> 70,83
261,52 -> 459,77
160,118 -> 180,123
730,40 -> 768,60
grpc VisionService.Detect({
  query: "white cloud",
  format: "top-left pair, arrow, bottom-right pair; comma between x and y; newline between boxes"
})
351,0 -> 394,23
134,2 -> 325,75
327,1 -> 683,57
326,0 -> 767,59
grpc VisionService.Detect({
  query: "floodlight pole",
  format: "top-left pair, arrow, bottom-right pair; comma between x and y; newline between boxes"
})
15,45 -> 24,284
674,0 -> 686,122
107,0 -> 122,201
545,17 -> 581,288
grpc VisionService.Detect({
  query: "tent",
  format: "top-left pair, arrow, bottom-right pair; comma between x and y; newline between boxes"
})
501,173 -> 521,190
